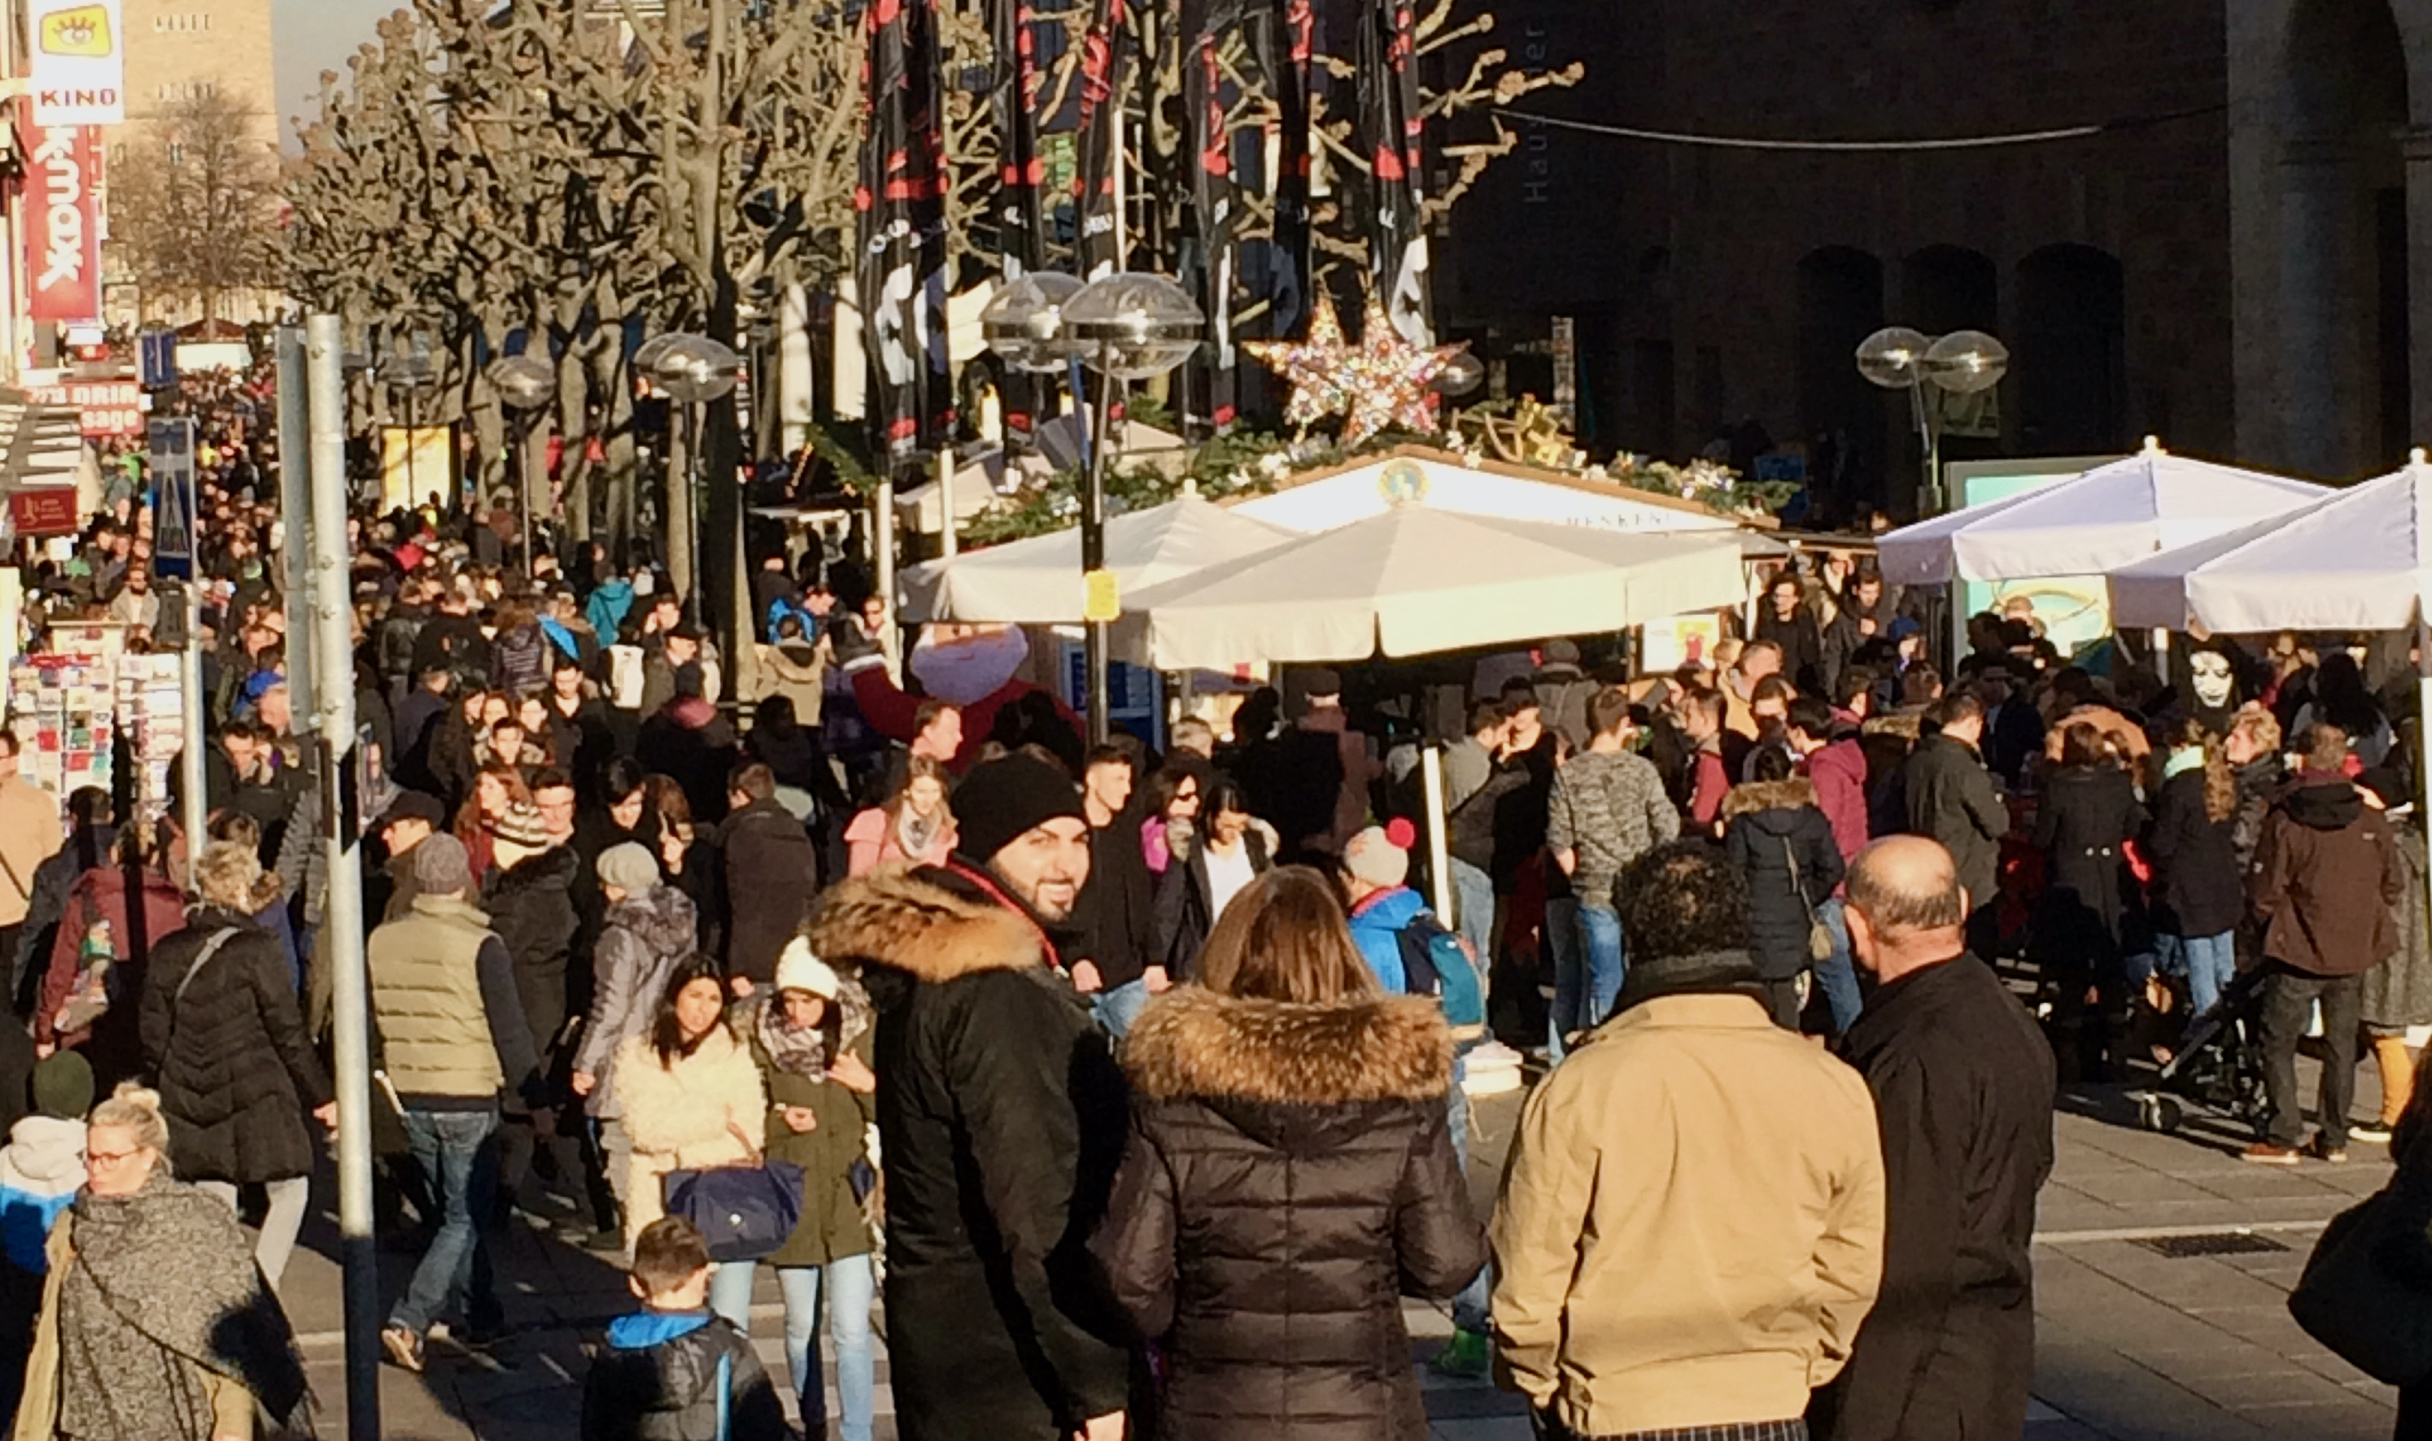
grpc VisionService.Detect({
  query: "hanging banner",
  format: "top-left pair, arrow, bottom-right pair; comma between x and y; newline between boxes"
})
988,0 -> 1046,449
28,378 -> 141,437
24,122 -> 101,323
1072,0 -> 1131,280
857,0 -> 954,465
27,0 -> 123,126
1356,0 -> 1431,344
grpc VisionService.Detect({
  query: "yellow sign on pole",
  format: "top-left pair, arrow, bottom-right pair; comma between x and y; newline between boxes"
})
380,426 -> 455,513
1083,568 -> 1121,623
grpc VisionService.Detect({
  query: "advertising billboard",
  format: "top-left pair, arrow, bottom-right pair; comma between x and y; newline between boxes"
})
23,122 -> 102,323
28,0 -> 123,126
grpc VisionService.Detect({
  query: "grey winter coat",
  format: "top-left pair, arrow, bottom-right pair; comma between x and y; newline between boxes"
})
2364,822 -> 2432,1035
574,885 -> 700,1117
1546,749 -> 1680,911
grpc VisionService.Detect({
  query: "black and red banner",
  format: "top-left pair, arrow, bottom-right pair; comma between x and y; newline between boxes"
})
1356,0 -> 1432,344
857,0 -> 956,464
1072,0 -> 1131,279
990,0 -> 1047,447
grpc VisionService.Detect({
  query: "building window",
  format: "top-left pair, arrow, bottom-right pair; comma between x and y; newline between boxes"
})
154,79 -> 218,102
152,12 -> 210,29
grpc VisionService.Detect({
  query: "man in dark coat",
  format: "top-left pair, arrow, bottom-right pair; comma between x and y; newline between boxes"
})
636,661 -> 742,825
1817,836 -> 2055,1441
1074,745 -> 1160,1038
1900,692 -> 2007,956
2247,723 -> 2406,1164
714,763 -> 821,990
809,755 -> 1130,1441
481,802 -> 585,1222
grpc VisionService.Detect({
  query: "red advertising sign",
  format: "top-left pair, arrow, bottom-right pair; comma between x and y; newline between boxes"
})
23,120 -> 100,324
8,487 -> 80,536
31,378 -> 141,437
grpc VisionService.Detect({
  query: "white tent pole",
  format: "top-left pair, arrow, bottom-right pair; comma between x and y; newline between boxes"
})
937,449 -> 958,559
2417,607 -> 2432,963
1423,744 -> 1455,925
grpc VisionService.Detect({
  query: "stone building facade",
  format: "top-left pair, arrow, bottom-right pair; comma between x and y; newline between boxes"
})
1437,0 -> 2282,516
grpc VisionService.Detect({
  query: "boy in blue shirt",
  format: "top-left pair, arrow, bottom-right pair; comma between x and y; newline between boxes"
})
582,1216 -> 789,1441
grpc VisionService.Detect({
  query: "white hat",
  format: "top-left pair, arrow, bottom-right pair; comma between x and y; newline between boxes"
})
774,937 -> 839,1000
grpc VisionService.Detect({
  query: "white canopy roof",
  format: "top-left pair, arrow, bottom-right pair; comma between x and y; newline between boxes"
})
892,409 -> 1189,535
898,495 -> 1296,624
2109,455 -> 2432,633
1876,441 -> 2329,586
1112,506 -> 1746,671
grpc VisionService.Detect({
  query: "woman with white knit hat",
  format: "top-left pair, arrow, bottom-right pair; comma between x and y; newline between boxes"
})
728,935 -> 881,1439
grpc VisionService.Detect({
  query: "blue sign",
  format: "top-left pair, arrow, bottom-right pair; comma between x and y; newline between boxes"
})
149,417 -> 198,581
138,331 -> 177,391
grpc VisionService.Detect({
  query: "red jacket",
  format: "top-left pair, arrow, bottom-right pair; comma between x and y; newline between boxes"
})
1805,738 -> 1872,864
40,863 -> 190,1085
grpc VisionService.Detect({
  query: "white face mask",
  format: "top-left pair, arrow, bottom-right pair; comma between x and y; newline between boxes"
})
2190,652 -> 2234,709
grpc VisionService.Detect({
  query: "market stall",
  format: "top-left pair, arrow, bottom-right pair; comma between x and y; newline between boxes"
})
1111,504 -> 1746,672
898,495 -> 1294,624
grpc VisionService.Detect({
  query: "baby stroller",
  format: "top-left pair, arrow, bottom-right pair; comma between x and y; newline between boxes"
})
2135,966 -> 2271,1135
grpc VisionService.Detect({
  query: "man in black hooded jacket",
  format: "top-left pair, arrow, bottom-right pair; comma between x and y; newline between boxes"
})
810,755 -> 1131,1441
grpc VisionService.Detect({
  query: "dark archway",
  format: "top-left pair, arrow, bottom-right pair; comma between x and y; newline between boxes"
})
1795,247 -> 1887,511
1901,245 -> 1999,336
2280,0 -> 2409,474
2016,245 -> 2127,455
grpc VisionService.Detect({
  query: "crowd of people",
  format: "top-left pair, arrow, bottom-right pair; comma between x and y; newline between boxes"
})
0,372 -> 2429,1441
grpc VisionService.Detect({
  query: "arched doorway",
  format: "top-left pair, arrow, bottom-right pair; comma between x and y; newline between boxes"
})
2016,245 -> 2127,455
1795,247 -> 1887,511
2281,0 -> 2409,475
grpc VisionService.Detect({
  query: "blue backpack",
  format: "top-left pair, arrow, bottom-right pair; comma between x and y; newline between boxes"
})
1395,911 -> 1487,1051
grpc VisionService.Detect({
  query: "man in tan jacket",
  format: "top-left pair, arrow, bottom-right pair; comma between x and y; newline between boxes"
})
0,731 -> 63,976
1492,840 -> 1885,1440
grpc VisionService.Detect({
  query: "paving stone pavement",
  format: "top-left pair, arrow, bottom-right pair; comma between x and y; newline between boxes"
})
263,1051 -> 2399,1440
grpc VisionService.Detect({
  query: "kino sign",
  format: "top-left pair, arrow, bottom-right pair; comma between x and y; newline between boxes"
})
28,0 -> 123,126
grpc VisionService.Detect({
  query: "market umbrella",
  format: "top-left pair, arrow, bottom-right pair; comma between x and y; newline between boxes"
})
898,494 -> 1297,624
2109,452 -> 2432,634
1111,505 -> 1746,671
1876,438 -> 2329,586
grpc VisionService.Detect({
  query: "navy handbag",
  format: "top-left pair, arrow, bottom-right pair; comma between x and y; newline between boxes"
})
663,1156 -> 808,1262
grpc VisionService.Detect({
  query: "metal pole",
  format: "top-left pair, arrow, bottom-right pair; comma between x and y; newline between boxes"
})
306,314 -> 380,1441
176,579 -> 205,859
276,331 -> 316,719
937,447 -> 957,559
874,472 -> 899,676
518,412 -> 535,570
1083,346 -> 1117,744
1422,745 -> 1454,925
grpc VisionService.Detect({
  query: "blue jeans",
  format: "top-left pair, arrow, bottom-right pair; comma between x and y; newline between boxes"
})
1444,1067 -> 1491,1334
707,1258 -> 757,1329
2159,931 -> 2238,1019
1813,900 -> 1864,1035
1551,904 -> 1626,1062
1092,977 -> 1153,1040
781,1257 -> 877,1441
1448,859 -> 1495,970
389,1108 -> 501,1336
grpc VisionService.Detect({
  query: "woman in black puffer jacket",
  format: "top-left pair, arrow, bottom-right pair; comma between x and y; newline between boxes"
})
1092,866 -> 1486,1441
1719,752 -> 1845,1030
139,840 -> 331,1289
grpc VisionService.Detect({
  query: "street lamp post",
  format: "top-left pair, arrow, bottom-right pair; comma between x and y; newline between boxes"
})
1855,327 -> 2009,515
982,271 -> 1202,742
651,334 -> 744,675
492,353 -> 555,568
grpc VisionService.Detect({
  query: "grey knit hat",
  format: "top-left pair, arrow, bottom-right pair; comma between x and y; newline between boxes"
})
411,832 -> 474,894
595,842 -> 660,895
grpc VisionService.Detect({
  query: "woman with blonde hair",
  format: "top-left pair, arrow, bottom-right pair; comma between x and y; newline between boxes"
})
1091,867 -> 1485,1441
139,842 -> 333,1289
2147,717 -> 2244,1029
843,756 -> 956,874
13,1083 -> 309,1441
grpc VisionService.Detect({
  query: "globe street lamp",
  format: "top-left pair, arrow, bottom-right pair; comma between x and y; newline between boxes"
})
650,333 -> 743,669
1856,326 -> 2007,514
984,270 -> 1203,742
492,353 -> 555,568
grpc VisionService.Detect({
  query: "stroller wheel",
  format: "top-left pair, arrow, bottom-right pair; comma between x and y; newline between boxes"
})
2137,1092 -> 2182,1134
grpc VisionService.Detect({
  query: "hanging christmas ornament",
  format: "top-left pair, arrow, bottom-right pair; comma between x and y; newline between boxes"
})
1245,292 -> 1358,431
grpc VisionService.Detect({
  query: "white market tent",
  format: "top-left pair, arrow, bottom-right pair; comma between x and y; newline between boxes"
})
1111,505 -> 1747,672
1876,439 -> 2331,586
899,495 -> 1297,624
2109,453 -> 2432,634
893,409 -> 1188,536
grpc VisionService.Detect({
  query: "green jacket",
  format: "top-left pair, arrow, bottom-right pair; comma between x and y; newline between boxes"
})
748,1014 -> 875,1269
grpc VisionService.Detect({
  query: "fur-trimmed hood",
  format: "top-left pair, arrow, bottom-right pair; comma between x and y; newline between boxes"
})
807,865 -> 1043,986
1722,775 -> 1819,822
1123,986 -> 1452,1108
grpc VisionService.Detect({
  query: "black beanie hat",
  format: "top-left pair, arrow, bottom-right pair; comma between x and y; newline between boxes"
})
953,755 -> 1085,863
